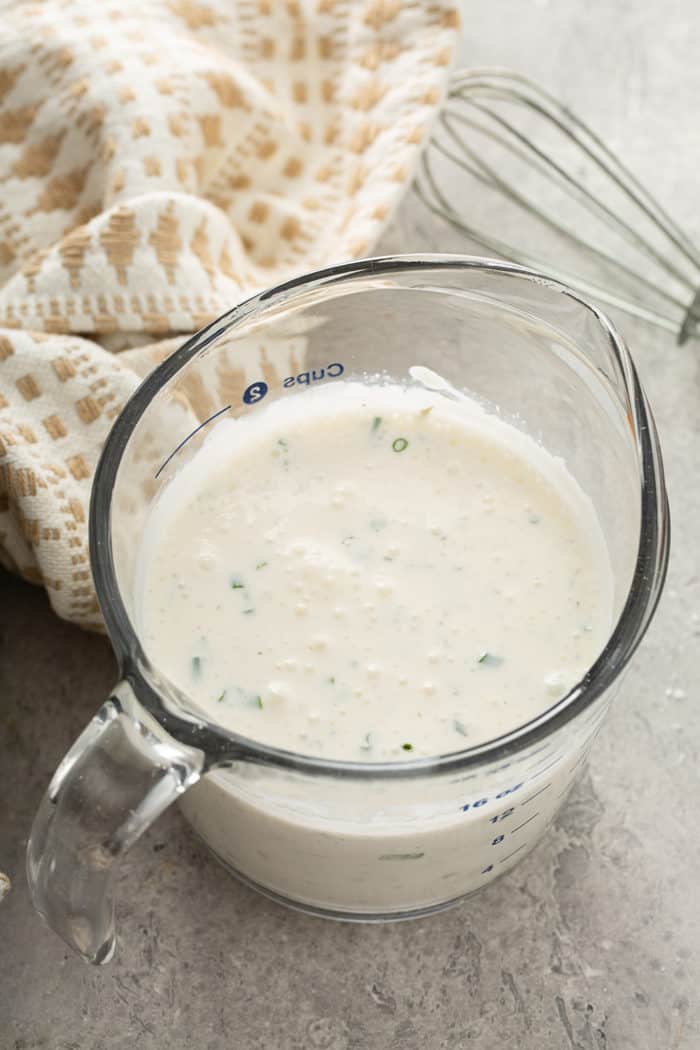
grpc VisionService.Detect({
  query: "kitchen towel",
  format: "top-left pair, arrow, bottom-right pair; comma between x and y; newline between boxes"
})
0,0 -> 459,627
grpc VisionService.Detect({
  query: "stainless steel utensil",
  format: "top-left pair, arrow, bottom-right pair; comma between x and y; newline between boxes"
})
416,68 -> 700,343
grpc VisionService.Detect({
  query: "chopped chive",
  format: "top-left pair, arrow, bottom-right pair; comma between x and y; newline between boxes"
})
231,578 -> 244,589
328,676 -> 336,684
216,690 -> 226,703
361,732 -> 372,751
401,742 -> 413,751
256,561 -> 268,570
477,651 -> 503,667
256,695 -> 263,709
454,720 -> 468,737
372,416 -> 382,431
278,438 -> 288,450
192,656 -> 202,675
392,437 -> 409,453
529,514 -> 541,524
243,608 -> 255,615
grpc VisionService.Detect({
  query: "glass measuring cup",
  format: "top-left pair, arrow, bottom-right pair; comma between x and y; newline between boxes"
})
26,256 -> 669,964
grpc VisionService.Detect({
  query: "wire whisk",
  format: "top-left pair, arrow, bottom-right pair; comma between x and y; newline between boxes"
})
416,68 -> 700,344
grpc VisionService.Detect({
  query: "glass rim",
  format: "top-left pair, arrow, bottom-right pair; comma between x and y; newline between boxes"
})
90,253 -> 670,780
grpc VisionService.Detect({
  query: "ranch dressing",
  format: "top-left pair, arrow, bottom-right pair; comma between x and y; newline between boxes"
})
136,380 -> 612,758
135,378 -> 614,914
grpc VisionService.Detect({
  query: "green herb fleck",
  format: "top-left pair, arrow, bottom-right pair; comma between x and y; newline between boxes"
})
231,578 -> 244,590
256,695 -> 264,709
454,720 -> 468,736
529,513 -> 541,524
372,416 -> 382,431
401,742 -> 414,752
192,655 -> 202,676
328,676 -> 336,685
256,561 -> 268,571
361,732 -> 372,751
369,518 -> 387,532
392,437 -> 409,453
278,438 -> 288,450
243,608 -> 255,615
583,624 -> 593,633
477,651 -> 503,667
216,690 -> 226,703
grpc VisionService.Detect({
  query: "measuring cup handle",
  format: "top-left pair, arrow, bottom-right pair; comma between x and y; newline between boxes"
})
26,680 -> 204,964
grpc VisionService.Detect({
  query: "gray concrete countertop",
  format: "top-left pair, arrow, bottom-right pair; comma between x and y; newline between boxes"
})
1,3 -> 699,1048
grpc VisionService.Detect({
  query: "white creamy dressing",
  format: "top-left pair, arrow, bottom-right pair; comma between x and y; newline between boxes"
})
135,377 -> 614,914
137,380 -> 612,759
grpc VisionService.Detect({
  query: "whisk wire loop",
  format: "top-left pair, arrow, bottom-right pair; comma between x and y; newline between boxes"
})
417,68 -> 700,343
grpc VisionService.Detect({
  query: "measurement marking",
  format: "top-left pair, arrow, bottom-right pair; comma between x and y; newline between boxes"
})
511,811 -> 540,834
499,843 -> 527,865
528,742 -> 549,759
520,782 -> 551,806
531,756 -> 561,778
154,404 -> 231,479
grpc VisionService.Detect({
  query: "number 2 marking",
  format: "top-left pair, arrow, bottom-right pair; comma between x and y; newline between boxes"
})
243,381 -> 269,405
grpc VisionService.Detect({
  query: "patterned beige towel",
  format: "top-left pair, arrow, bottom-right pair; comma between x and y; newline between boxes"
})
0,0 -> 459,627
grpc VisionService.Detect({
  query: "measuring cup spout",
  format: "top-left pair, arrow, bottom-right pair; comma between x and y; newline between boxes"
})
26,680 -> 204,964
